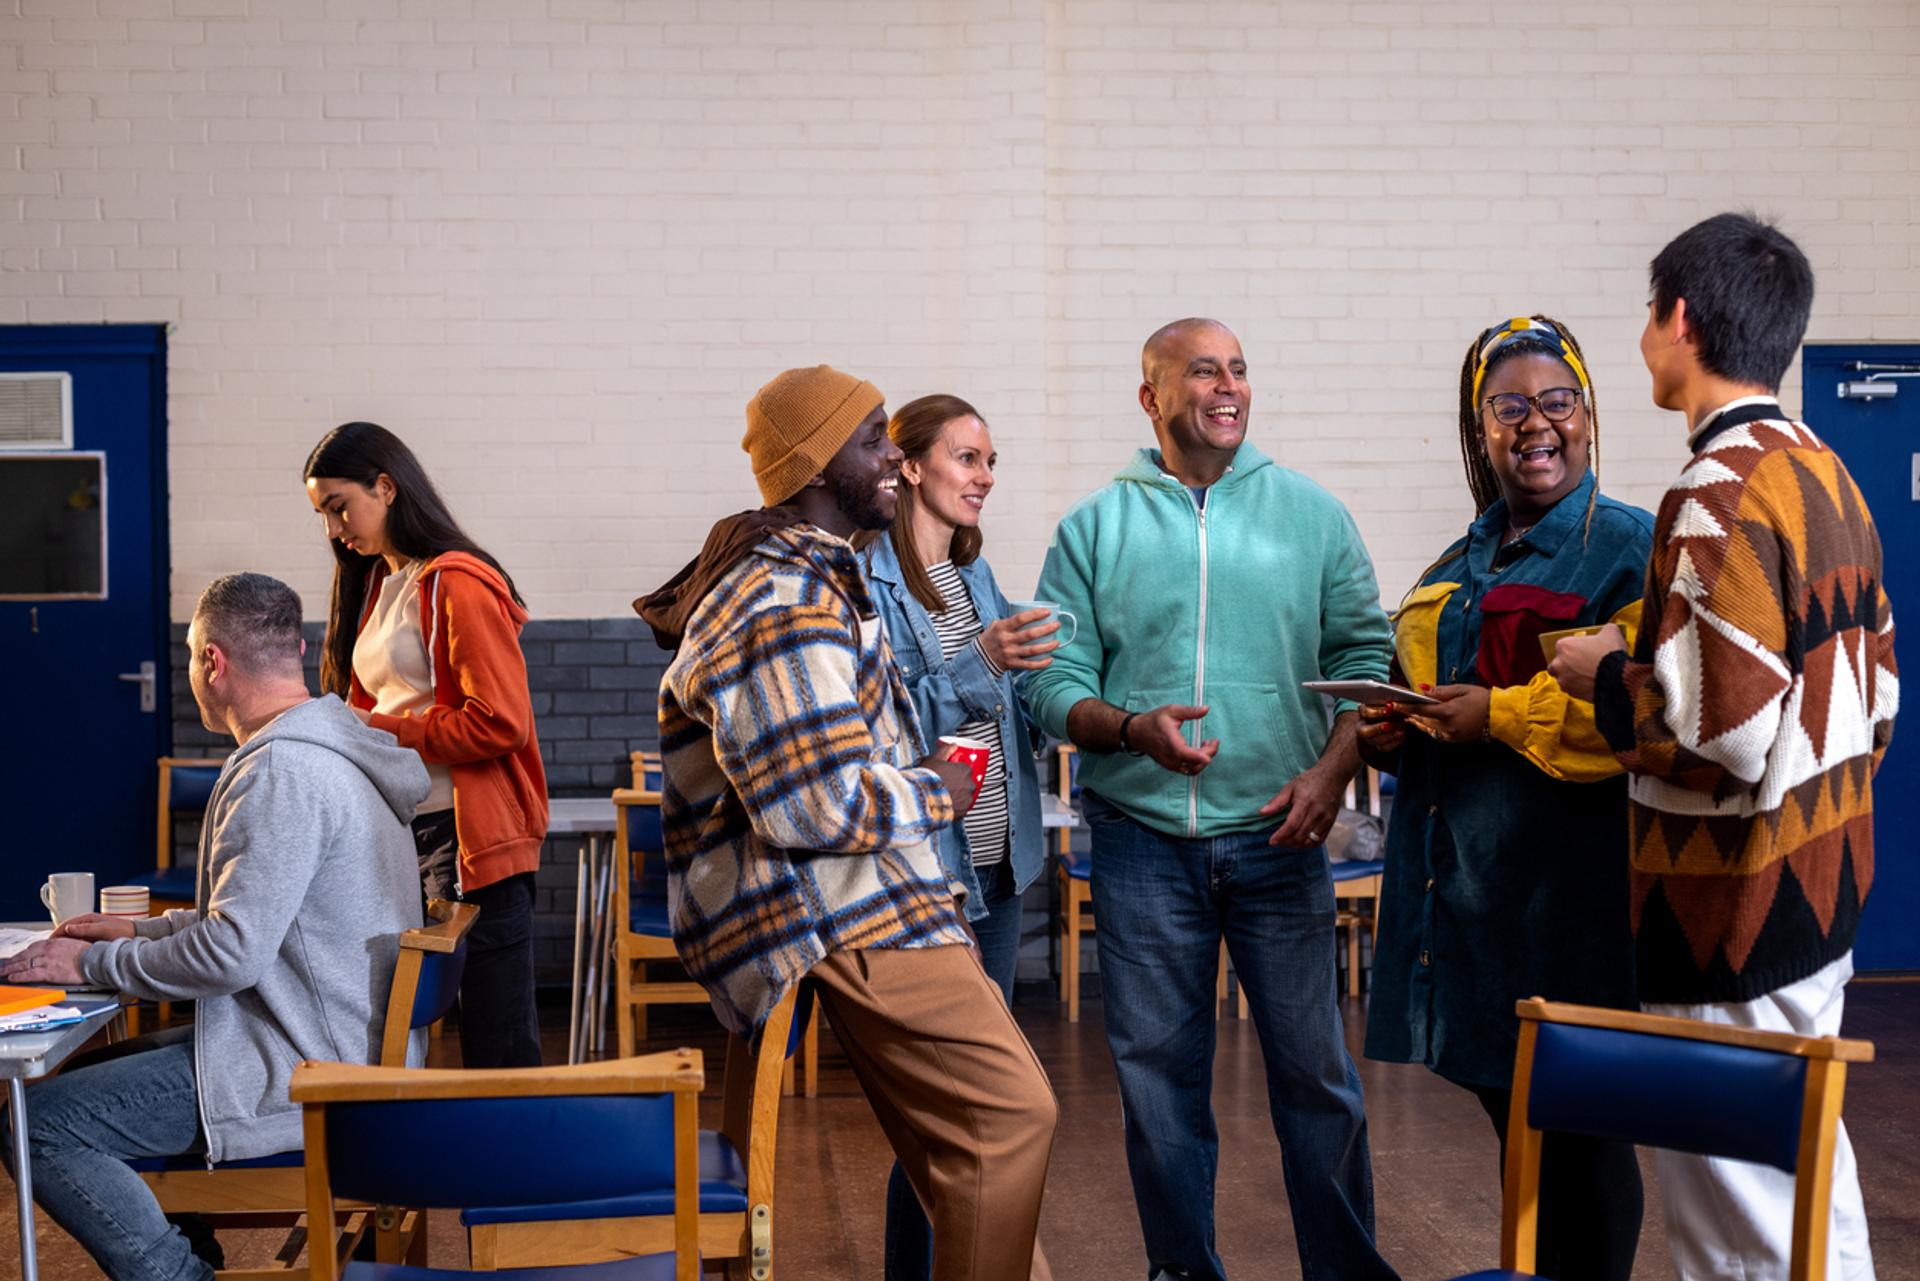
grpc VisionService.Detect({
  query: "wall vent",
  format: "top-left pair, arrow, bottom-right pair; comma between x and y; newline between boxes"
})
0,373 -> 73,450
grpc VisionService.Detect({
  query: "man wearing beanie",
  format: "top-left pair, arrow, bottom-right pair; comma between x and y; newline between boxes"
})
636,365 -> 1058,1281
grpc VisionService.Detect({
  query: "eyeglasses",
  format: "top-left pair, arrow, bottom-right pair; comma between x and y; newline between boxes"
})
1482,388 -> 1584,427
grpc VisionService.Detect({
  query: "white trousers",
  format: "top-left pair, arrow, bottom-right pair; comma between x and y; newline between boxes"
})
1643,952 -> 1874,1281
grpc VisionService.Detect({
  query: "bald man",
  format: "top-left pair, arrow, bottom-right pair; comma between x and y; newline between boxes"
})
1026,319 -> 1397,1281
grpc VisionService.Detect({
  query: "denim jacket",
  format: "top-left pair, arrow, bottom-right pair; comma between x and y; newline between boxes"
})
863,535 -> 1047,918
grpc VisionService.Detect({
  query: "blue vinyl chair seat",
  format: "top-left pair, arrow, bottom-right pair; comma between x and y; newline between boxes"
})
629,892 -> 671,938
125,1149 -> 304,1174
1331,858 -> 1385,883
128,865 -> 197,902
1057,850 -> 1089,880
461,1130 -> 747,1226
341,1255 -> 681,1281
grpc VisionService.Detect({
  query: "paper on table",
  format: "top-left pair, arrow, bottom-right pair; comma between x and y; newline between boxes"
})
0,1004 -> 88,1033
0,927 -> 52,960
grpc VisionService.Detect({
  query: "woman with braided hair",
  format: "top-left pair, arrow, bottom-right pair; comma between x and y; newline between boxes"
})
1359,316 -> 1653,1281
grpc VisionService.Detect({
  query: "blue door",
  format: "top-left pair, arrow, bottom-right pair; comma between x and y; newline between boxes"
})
1803,342 -> 1920,972
0,326 -> 169,922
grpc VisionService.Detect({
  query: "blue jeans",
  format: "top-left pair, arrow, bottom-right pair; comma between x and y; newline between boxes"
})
883,857 -> 1027,1281
0,1027 -> 213,1281
1082,791 -> 1396,1281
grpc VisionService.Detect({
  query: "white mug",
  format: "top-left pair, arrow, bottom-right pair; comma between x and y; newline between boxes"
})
1010,600 -> 1077,648
41,872 -> 95,926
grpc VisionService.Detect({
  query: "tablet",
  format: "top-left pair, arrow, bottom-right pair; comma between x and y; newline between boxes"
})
1538,625 -> 1605,663
1301,679 -> 1437,706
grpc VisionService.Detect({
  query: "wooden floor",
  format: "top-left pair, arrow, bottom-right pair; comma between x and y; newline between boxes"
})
6,981 -> 1917,1280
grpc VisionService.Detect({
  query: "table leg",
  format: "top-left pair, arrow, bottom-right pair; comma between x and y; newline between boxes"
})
591,842 -> 613,1057
10,1077 -> 38,1281
579,841 -> 606,1063
568,848 -> 588,1066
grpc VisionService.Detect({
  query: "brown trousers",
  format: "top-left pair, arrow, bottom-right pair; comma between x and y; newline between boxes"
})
809,944 -> 1057,1281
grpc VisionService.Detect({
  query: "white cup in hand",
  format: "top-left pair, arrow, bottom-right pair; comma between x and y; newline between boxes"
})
1009,601 -> 1076,648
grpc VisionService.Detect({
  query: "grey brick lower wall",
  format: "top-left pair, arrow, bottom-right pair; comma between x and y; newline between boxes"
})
168,617 -> 1077,994
169,618 -> 673,985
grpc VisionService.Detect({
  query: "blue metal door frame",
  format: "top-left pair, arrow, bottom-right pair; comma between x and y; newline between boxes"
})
0,325 -> 169,921
1803,341 -> 1920,973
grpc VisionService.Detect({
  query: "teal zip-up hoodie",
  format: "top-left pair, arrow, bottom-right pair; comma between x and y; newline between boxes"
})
1028,441 -> 1391,838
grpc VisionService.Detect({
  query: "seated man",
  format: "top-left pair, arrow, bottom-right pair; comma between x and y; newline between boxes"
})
1,572 -> 428,1281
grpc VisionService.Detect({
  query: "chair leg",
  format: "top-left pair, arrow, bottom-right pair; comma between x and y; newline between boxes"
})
616,956 -> 635,1060
1065,901 -> 1081,1024
1347,912 -> 1361,998
803,1004 -> 820,1097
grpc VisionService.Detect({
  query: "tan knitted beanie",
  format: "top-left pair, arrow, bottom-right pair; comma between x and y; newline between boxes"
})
742,365 -> 885,506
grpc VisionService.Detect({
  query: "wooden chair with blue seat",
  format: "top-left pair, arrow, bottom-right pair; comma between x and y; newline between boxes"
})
134,899 -> 480,1277
1444,997 -> 1874,1281
123,756 -> 224,1033
465,983 -> 810,1280
132,756 -> 226,910
613,752 -> 713,1060
292,1047 -> 704,1281
1331,765 -> 1387,997
1052,744 -> 1245,1021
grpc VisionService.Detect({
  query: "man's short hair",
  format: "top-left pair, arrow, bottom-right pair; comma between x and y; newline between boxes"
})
195,573 -> 304,675
1650,212 -> 1813,391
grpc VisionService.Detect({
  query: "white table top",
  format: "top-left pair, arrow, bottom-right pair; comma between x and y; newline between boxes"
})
546,797 -> 619,833
1040,793 -> 1079,829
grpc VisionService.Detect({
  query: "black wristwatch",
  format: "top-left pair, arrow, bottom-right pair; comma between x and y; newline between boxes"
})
1118,711 -> 1146,757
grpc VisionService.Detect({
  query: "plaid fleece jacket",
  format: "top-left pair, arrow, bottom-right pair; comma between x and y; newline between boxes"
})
1594,400 -> 1899,1003
658,523 -> 968,1039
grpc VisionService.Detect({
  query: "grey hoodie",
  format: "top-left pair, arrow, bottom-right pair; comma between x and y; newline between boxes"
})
81,695 -> 428,1162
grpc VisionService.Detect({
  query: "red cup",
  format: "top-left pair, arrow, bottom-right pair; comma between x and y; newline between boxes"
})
937,735 -> 991,803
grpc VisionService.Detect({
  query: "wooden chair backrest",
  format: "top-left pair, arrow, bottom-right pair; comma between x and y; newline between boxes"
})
379,899 -> 481,1067
1503,998 -> 1872,1281
155,755 -> 224,872
294,1050 -> 704,1281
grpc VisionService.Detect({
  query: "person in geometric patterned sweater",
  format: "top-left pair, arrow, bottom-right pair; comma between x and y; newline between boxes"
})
1553,212 -> 1898,1281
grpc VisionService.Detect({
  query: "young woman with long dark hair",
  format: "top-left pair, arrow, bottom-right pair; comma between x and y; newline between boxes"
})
304,421 -> 547,1068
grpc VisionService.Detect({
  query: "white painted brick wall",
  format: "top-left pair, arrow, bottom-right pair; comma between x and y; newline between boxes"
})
3,0 -> 1916,619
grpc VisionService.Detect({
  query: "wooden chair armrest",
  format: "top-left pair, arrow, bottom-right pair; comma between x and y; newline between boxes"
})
292,1049 -> 705,1102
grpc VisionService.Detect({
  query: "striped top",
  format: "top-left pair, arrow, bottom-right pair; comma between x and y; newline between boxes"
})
925,561 -> 1011,866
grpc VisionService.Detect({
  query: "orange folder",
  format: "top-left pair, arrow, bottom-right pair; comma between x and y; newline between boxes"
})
0,985 -> 66,1017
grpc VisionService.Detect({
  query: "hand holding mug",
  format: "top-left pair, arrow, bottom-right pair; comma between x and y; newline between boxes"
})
917,751 -> 980,820
980,608 -> 1059,672
1008,601 -> 1077,649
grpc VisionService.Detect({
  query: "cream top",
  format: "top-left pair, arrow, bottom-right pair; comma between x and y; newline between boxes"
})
353,558 -> 455,815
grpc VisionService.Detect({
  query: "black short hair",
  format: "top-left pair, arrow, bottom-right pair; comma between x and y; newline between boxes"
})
195,573 -> 304,675
1649,212 -> 1814,391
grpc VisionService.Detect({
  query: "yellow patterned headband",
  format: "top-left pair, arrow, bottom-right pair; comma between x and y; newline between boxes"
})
1471,317 -> 1593,407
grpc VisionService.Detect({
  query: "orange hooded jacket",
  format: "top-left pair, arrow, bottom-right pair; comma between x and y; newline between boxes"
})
350,551 -> 549,892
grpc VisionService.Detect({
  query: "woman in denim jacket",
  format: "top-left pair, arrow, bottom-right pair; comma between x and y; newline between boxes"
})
863,393 -> 1058,1281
